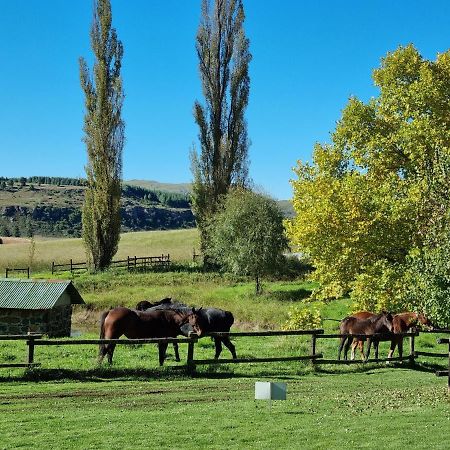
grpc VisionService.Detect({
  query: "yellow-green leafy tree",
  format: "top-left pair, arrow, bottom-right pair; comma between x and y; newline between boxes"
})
288,45 -> 450,322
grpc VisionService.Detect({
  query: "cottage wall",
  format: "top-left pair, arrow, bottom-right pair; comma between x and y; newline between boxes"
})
0,306 -> 72,337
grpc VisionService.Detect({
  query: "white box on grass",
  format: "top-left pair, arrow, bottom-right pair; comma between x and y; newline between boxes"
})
255,382 -> 287,400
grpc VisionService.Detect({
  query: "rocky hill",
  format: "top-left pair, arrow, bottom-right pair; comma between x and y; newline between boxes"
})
0,177 -> 195,238
0,177 -> 294,238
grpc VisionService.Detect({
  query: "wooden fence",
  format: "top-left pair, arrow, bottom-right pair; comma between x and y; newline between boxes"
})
0,334 -> 42,368
186,329 -> 325,373
5,267 -> 30,279
1,329 -> 449,381
435,338 -> 450,393
51,254 -> 170,274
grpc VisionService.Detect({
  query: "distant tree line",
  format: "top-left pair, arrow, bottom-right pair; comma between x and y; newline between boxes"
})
122,185 -> 191,209
0,176 -> 87,187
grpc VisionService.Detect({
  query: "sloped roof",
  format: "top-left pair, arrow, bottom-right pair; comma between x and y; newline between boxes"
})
0,279 -> 85,310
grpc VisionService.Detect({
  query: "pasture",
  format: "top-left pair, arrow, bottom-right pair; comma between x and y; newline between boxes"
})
0,228 -> 199,274
0,231 -> 450,449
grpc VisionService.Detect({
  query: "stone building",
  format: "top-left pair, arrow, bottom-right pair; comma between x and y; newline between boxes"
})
0,279 -> 85,337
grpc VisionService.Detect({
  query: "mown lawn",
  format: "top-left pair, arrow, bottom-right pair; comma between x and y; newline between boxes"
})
0,366 -> 449,450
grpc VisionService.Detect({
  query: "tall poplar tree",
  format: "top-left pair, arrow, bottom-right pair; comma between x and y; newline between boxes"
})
191,0 -> 252,257
79,0 -> 124,271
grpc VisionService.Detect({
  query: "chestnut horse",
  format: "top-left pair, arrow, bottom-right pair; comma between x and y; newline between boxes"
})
338,311 -> 394,361
98,306 -> 204,365
349,311 -> 435,360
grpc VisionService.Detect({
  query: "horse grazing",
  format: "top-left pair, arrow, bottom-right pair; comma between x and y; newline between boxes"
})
338,311 -> 394,361
349,311 -> 435,360
98,306 -> 204,366
136,299 -> 237,360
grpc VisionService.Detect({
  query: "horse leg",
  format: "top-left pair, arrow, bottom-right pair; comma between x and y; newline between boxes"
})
364,337 -> 372,361
387,338 -> 397,359
374,340 -> 379,360
106,343 -> 116,365
350,338 -> 359,360
173,343 -> 180,362
338,336 -> 346,360
398,338 -> 403,360
158,342 -> 169,366
222,336 -> 237,359
344,336 -> 353,360
214,337 -> 223,359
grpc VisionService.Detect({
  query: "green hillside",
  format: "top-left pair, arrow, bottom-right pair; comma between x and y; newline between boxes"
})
0,177 -> 195,238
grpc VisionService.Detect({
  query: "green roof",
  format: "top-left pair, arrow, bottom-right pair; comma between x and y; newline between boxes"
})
0,279 -> 85,310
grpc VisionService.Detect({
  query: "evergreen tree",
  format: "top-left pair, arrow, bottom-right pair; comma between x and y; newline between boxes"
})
191,0 -> 252,259
79,0 -> 124,271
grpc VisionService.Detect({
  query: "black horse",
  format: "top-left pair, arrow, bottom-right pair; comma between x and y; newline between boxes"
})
136,298 -> 237,360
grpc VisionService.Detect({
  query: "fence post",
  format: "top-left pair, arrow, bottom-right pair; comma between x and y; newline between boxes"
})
27,335 -> 35,366
187,334 -> 196,374
5,268 -> 8,278
27,267 -> 30,279
409,332 -> 416,365
70,259 -> 73,273
311,332 -> 317,366
127,256 -> 130,272
52,261 -> 54,275
448,340 -> 450,393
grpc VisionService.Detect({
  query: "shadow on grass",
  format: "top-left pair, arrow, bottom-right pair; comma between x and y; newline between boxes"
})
269,288 -> 313,302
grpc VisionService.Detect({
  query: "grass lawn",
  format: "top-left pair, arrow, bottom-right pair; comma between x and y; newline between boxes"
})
0,364 -> 449,449
1,231 -> 449,448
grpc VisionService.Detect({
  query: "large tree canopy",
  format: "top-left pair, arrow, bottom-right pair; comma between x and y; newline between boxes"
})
191,0 -> 252,259
80,0 -> 124,271
288,45 -> 450,324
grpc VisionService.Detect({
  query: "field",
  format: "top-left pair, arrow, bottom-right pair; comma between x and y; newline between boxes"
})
0,228 -> 199,275
0,230 -> 449,449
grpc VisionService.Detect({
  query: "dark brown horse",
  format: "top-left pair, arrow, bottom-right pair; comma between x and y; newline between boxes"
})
338,311 -> 394,361
136,299 -> 237,360
349,311 -> 435,360
98,307 -> 204,366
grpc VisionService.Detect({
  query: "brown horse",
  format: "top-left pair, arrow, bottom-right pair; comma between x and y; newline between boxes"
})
98,307 -> 204,365
338,311 -> 394,361
349,311 -> 435,360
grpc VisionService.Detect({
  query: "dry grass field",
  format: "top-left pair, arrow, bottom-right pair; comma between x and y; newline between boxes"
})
0,228 -> 199,275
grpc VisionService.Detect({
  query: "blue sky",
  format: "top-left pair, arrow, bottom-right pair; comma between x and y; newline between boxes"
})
0,1 -> 448,199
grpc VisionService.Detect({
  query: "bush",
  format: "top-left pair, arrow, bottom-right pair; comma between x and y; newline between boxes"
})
283,304 -> 322,330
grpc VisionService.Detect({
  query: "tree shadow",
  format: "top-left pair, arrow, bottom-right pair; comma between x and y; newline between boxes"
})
269,288 -> 313,302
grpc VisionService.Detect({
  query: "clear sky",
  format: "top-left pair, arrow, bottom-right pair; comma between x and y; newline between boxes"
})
1,1 -> 449,199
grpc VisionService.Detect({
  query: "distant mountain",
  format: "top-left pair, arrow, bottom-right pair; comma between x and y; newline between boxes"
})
0,177 -> 294,238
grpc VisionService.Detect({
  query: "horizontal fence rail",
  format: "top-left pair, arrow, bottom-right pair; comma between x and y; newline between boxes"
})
186,329 -> 324,372
0,334 -> 42,368
5,267 -> 30,279
51,254 -> 171,274
1,329 -> 450,376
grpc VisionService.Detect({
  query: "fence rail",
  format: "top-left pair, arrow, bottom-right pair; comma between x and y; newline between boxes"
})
0,334 -> 42,368
5,267 -> 30,279
1,329 -> 450,377
51,254 -> 170,274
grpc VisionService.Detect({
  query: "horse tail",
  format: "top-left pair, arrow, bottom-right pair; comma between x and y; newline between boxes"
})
98,310 -> 109,356
224,311 -> 234,331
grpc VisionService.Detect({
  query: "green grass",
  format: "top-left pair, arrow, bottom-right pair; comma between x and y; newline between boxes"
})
0,359 -> 449,449
0,228 -> 200,274
1,231 -> 450,448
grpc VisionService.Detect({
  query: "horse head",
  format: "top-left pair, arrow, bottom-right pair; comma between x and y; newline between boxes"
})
187,307 -> 206,337
379,311 -> 394,332
417,313 -> 436,330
